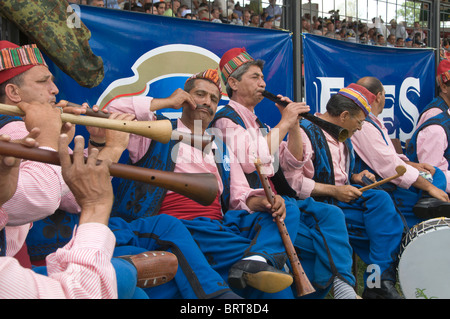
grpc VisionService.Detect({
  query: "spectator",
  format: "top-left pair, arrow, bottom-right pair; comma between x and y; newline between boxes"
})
152,0 -> 166,15
177,4 -> 188,17
301,17 -> 310,33
376,34 -> 386,46
229,12 -> 243,25
233,1 -> 243,19
211,7 -> 222,23
87,0 -> 105,6
197,5 -> 210,21
262,16 -> 274,29
249,13 -> 260,27
163,0 -> 180,17
413,21 -> 426,42
182,9 -> 195,19
265,0 -> 281,26
388,19 -> 407,40
359,31 -> 368,44
405,37 -> 413,48
367,28 -> 377,45
242,9 -> 251,26
386,34 -> 396,47
325,21 -> 335,38
396,37 -> 405,47
372,17 -> 387,37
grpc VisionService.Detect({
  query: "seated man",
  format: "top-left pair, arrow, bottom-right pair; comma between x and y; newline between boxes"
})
285,83 -> 405,299
415,59 -> 450,127
0,131 -> 163,299
109,68 -> 299,299
406,106 -> 450,199
0,41 -> 238,299
351,76 -> 450,226
210,48 -> 357,299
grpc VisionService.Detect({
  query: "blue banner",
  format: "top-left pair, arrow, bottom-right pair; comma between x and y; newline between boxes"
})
48,5 -> 293,130
302,33 -> 436,145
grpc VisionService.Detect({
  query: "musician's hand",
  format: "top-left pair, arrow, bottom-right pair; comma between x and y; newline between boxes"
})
351,170 -> 376,186
17,101 -> 63,150
151,88 -> 197,111
0,131 -> 40,206
59,134 -> 113,226
57,100 -> 86,115
275,95 -> 310,130
91,104 -> 110,115
428,186 -> 450,202
333,185 -> 362,202
96,113 -> 135,162
270,194 -> 286,221
410,162 -> 436,176
246,195 -> 286,221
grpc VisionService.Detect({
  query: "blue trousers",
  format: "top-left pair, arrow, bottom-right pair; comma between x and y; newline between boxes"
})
384,167 -> 448,229
109,214 -> 232,299
335,188 -> 404,284
180,208 -> 300,299
288,196 -> 355,299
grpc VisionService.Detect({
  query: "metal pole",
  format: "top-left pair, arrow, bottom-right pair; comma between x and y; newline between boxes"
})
292,0 -> 302,101
431,0 -> 441,96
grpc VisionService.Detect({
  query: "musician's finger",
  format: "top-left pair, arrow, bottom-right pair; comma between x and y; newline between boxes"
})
61,122 -> 74,135
276,94 -> 293,104
25,127 -> 41,142
58,134 -> 72,168
86,147 -> 100,167
184,95 -> 197,110
71,135 -> 86,166
56,100 -> 69,108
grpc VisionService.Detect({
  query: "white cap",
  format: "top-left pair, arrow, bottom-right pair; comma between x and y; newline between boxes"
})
182,9 -> 192,17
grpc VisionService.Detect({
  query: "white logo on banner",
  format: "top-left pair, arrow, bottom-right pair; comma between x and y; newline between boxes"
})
312,76 -> 420,142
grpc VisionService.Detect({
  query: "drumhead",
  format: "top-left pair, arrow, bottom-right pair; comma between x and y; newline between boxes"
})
398,218 -> 450,299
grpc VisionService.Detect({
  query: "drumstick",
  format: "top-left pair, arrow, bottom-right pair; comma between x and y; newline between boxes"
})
359,165 -> 407,192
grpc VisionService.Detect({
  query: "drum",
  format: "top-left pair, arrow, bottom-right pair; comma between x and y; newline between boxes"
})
398,217 -> 450,299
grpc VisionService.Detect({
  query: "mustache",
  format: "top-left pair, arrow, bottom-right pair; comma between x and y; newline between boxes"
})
195,104 -> 214,116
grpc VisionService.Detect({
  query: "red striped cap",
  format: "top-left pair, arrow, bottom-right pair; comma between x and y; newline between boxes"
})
337,83 -> 375,116
0,41 -> 47,84
219,47 -> 254,83
437,59 -> 450,84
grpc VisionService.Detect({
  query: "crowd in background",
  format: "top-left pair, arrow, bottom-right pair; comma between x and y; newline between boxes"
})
70,0 -> 450,56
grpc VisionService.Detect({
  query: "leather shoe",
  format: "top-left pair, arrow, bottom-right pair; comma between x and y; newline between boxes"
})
228,260 -> 293,293
117,251 -> 178,288
362,280 -> 403,299
413,197 -> 450,219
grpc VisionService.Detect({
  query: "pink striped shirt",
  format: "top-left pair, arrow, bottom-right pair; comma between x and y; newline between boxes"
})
212,100 -> 305,187
0,120 -> 80,256
415,109 -> 450,192
282,121 -> 350,198
351,113 -> 419,189
416,108 -> 443,128
108,96 -> 265,213
0,220 -> 117,299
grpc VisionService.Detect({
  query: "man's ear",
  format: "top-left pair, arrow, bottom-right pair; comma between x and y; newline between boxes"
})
339,110 -> 350,123
375,91 -> 383,104
4,83 -> 22,103
227,77 -> 239,91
